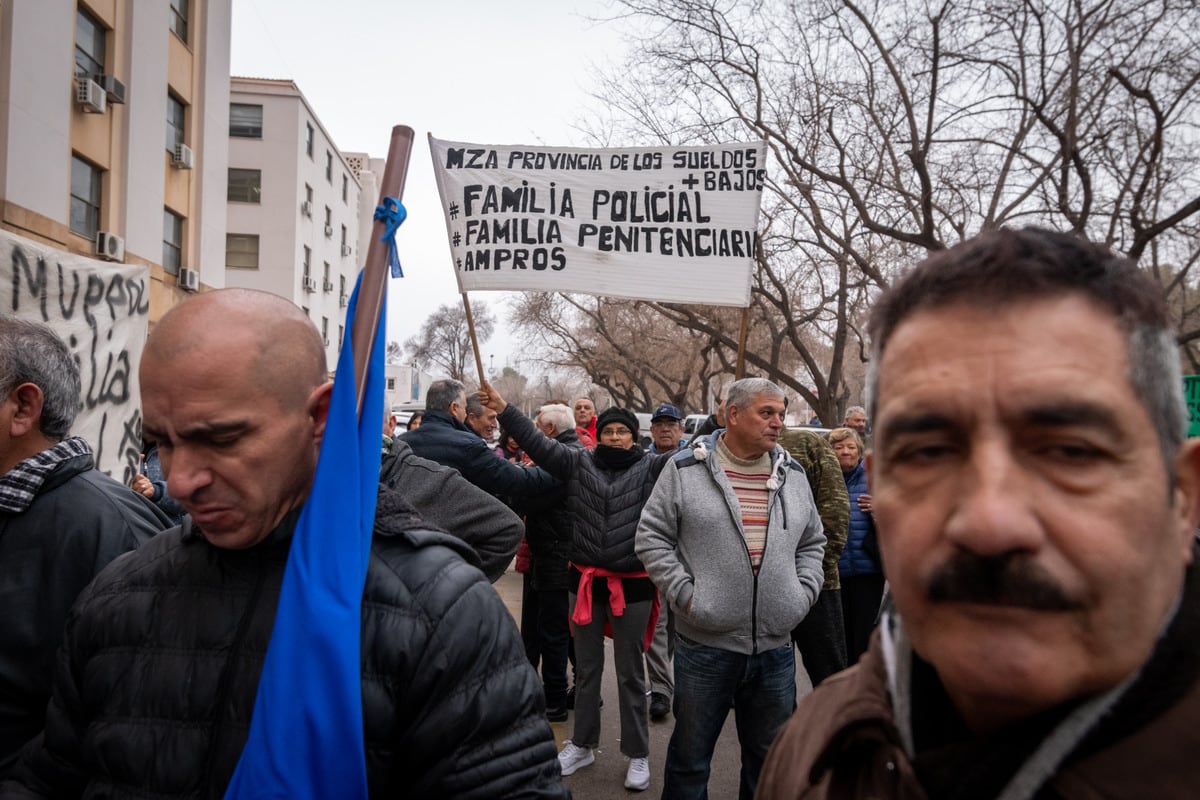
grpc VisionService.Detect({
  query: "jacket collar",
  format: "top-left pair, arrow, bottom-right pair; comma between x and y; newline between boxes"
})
420,409 -> 474,434
0,436 -> 93,513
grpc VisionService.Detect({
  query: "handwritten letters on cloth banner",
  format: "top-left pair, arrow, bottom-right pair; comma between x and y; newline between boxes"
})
429,137 -> 767,307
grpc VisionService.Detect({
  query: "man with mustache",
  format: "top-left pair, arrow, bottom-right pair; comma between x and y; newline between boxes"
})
758,228 -> 1200,799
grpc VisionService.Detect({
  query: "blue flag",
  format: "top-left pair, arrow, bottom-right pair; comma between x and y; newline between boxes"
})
224,270 -> 385,799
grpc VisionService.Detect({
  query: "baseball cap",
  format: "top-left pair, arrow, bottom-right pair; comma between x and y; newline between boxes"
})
651,403 -> 683,422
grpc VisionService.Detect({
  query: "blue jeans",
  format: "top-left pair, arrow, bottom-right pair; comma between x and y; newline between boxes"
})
663,637 -> 796,800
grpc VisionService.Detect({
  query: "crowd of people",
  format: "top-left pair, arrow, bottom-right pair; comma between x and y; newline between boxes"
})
0,227 -> 1197,798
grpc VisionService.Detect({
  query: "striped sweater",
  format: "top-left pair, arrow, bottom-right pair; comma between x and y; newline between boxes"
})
715,435 -> 772,573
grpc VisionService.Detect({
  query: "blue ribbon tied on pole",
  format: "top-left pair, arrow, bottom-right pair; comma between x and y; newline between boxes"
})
374,196 -> 406,278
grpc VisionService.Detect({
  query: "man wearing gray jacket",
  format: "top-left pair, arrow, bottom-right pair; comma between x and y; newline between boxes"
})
636,377 -> 826,800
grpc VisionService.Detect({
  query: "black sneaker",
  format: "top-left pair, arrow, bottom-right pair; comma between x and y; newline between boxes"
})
650,692 -> 671,721
546,705 -> 569,722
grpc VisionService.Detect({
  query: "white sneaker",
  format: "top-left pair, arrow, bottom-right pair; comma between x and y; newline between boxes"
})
557,740 -> 595,776
624,756 -> 650,791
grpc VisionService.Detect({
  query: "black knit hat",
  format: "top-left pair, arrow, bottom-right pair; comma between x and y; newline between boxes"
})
595,407 -> 639,439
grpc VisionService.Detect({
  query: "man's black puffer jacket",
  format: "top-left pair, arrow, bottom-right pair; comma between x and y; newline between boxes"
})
4,489 -> 567,799
500,406 -> 671,573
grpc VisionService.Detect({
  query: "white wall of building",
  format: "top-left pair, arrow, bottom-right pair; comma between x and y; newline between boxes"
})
226,78 -> 362,370
0,1 -> 74,225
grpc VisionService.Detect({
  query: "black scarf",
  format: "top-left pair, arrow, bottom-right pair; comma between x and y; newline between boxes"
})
592,444 -> 644,471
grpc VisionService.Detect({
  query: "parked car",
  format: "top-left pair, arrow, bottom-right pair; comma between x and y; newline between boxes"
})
682,413 -> 711,443
634,412 -> 653,449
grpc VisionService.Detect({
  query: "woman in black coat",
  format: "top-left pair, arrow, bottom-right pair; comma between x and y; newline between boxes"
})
480,382 -> 672,793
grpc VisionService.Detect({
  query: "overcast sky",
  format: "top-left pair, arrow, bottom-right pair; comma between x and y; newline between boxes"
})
230,0 -> 630,377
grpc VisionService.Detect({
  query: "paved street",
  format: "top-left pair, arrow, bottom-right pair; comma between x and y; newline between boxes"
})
495,568 -> 814,799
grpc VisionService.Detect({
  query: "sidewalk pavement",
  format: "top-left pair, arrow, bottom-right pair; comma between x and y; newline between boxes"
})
495,567 -> 814,798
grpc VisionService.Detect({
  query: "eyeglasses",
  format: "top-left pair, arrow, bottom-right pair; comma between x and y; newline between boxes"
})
601,427 -> 633,437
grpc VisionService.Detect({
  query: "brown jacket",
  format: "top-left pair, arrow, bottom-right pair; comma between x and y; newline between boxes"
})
758,561 -> 1200,799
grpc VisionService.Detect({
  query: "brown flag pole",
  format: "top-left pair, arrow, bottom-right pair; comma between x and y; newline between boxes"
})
734,306 -> 750,379
461,292 -> 486,387
353,125 -> 415,418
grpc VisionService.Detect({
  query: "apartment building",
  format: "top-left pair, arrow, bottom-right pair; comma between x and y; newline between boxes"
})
225,77 -> 363,370
0,0 -> 232,316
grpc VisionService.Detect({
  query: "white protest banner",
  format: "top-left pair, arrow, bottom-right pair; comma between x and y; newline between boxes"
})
429,136 -> 767,306
1,229 -> 151,482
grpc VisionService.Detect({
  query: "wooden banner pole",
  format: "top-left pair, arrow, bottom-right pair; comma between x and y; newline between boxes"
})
734,306 -> 750,379
461,292 -> 486,386
353,125 -> 414,418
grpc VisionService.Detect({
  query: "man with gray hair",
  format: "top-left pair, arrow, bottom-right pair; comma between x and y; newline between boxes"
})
759,228 -> 1200,798
637,377 -> 826,799
520,402 -> 582,720
0,318 -> 169,774
465,395 -> 500,442
843,405 -> 868,441
401,378 -> 557,498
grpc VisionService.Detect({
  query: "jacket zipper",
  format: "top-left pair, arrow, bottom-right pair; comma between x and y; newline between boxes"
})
201,554 -> 269,798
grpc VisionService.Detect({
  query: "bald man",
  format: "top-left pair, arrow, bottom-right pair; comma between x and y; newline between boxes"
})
3,290 -> 566,798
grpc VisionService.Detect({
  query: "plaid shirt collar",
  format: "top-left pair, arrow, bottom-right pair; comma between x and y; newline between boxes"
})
0,436 -> 92,514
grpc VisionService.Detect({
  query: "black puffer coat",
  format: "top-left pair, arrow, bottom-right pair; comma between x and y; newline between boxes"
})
500,406 -> 671,573
521,427 -> 582,591
379,436 -> 523,582
3,489 -> 566,799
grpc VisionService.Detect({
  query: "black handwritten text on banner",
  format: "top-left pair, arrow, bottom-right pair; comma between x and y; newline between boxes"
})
428,137 -> 767,307
1,229 -> 150,481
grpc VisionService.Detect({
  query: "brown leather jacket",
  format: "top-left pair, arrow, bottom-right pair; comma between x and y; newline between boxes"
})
758,551 -> 1200,800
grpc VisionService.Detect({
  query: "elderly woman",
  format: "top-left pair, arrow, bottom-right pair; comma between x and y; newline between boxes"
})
829,426 -> 883,663
480,382 -> 671,793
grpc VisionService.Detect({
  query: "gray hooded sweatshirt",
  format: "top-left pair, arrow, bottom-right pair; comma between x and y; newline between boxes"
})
635,432 -> 826,655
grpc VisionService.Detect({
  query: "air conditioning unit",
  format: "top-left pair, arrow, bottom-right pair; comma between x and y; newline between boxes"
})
97,74 -> 126,104
94,231 -> 125,262
322,279 -> 334,292
324,223 -> 333,237
302,276 -> 317,292
300,200 -> 313,217
171,143 -> 194,169
178,267 -> 200,292
75,78 -> 106,113
322,337 -> 330,348
340,244 -> 352,257
339,294 -> 348,308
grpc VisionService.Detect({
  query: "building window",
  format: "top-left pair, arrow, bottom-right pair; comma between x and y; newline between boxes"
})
166,94 -> 186,151
305,123 -> 314,158
340,224 -> 347,248
305,184 -> 313,205
75,8 -> 106,78
226,234 -> 260,269
321,316 -> 329,345
325,151 -> 333,182
227,168 -> 262,203
229,103 -> 263,138
387,378 -> 396,391
338,324 -> 344,351
303,246 -> 311,278
324,205 -> 332,234
162,209 -> 183,274
323,261 -> 331,288
169,0 -> 189,43
342,174 -> 349,204
339,274 -> 346,297
69,155 -> 102,238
